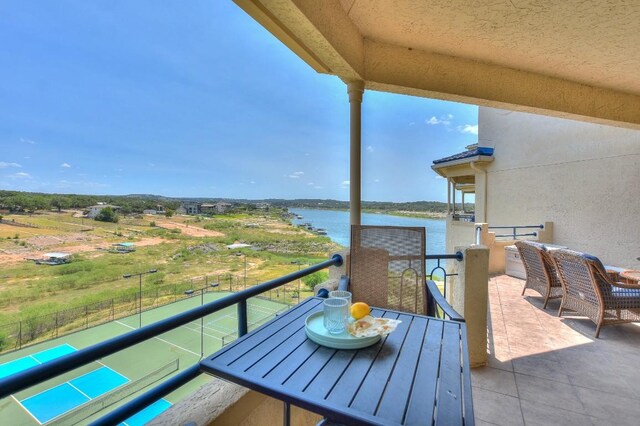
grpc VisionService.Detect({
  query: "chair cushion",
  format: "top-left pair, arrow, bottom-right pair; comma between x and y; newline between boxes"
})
608,287 -> 640,309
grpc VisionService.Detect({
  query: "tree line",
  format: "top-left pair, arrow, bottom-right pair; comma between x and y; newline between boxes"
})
0,191 -> 180,215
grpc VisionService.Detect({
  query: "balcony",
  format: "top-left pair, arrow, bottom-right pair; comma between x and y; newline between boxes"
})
475,274 -> 640,426
152,273 -> 640,426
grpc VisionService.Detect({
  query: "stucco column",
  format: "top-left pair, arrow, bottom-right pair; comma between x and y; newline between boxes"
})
348,80 -> 364,226
451,245 -> 489,368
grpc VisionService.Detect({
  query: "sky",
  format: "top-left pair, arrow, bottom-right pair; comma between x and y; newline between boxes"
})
0,1 -> 478,202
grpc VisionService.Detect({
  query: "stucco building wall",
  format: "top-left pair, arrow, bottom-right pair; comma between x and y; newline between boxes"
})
478,107 -> 640,268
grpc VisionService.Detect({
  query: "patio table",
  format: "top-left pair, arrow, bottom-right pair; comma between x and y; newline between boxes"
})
200,297 -> 474,425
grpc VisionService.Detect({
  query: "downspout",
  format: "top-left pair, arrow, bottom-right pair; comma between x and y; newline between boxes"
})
469,161 -> 487,222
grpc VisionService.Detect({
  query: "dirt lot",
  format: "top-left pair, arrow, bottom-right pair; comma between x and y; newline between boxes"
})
0,237 -> 168,265
154,220 -> 224,237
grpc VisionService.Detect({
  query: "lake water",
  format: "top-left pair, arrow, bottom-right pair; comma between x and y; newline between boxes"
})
289,208 -> 446,258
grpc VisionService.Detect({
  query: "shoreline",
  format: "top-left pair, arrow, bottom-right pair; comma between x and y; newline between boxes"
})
290,207 -> 446,220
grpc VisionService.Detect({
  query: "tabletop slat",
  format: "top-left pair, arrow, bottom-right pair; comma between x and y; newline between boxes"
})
404,319 -> 445,425
375,316 -> 429,423
435,322 -> 463,426
325,312 -> 400,406
349,313 -> 414,415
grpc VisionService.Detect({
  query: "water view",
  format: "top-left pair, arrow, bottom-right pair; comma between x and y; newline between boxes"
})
290,208 -> 446,270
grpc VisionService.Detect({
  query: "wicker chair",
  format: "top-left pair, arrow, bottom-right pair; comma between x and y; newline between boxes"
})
551,249 -> 640,337
515,241 -> 563,309
342,225 -> 427,315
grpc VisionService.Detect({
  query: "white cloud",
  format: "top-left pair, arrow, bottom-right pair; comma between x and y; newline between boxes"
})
314,185 -> 322,189
20,138 -> 36,145
374,179 -> 380,183
0,162 -> 21,168
341,180 -> 350,188
426,114 -> 453,126
307,182 -> 314,186
457,124 -> 478,135
409,122 -> 416,126
250,180 -> 256,184
10,172 -> 32,179
288,171 -> 304,179
61,163 -> 71,168
366,145 -> 374,153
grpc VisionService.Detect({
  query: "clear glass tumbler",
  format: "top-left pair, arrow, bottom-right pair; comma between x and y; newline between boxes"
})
323,297 -> 349,334
329,290 -> 352,307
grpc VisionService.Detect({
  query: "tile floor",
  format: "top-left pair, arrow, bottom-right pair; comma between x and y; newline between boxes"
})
473,275 -> 640,426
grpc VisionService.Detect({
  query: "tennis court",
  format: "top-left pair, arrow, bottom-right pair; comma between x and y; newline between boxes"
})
0,291 -> 290,425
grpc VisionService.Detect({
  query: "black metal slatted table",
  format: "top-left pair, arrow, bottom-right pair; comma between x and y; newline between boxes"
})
200,297 -> 474,425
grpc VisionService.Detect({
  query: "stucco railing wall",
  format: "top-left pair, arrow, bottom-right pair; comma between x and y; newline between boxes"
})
475,222 -> 553,274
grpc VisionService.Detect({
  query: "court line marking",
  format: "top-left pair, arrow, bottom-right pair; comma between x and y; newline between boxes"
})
115,321 -> 202,356
67,382 -> 93,400
11,394 -> 42,425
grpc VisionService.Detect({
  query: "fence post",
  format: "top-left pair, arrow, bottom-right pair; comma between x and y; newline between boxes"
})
85,305 -> 89,329
19,321 -> 22,349
237,300 -> 248,337
55,312 -> 59,338
111,299 -> 114,321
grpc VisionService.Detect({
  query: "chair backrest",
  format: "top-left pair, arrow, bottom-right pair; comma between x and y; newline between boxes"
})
515,240 -> 560,287
349,225 -> 426,314
551,249 -> 609,306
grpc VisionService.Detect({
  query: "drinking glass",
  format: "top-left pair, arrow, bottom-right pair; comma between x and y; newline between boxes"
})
323,298 -> 348,334
329,290 -> 352,307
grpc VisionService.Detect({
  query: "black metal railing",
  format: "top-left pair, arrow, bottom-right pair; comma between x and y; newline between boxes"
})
0,254 -> 343,425
425,252 -> 464,322
489,224 -> 543,240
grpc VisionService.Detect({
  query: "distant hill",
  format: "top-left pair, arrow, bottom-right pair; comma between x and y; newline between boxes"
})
0,190 -> 464,215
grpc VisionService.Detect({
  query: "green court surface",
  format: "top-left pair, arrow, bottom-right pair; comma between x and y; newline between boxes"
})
0,291 -> 289,425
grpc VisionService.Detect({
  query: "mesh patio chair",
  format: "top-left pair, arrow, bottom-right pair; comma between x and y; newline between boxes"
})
341,225 -> 427,315
551,249 -> 640,338
515,241 -> 563,309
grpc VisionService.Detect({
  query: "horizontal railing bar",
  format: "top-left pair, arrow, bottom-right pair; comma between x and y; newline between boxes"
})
425,251 -> 464,261
0,255 -> 343,398
495,232 -> 537,238
90,364 -> 201,426
489,224 -> 543,229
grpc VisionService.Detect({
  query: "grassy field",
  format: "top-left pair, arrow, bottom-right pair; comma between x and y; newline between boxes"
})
0,210 -> 340,331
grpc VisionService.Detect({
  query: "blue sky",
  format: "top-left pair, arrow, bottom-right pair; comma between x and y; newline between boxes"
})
0,1 -> 478,202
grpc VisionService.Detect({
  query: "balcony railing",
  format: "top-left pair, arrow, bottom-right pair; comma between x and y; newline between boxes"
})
488,224 -> 544,239
425,252 -> 464,322
0,252 -> 462,425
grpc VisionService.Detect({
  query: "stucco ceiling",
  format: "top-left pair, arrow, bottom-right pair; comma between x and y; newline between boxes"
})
339,0 -> 640,95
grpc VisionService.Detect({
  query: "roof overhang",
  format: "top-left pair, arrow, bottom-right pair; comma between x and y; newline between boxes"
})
235,0 -> 640,129
431,155 -> 494,179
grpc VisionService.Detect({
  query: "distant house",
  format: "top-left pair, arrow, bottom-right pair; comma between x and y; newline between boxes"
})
199,203 -> 217,214
213,202 -> 233,214
255,202 -> 270,210
177,202 -> 200,215
86,205 -> 120,219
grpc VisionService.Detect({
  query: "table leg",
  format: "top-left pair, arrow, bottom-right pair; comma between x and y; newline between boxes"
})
283,402 -> 291,426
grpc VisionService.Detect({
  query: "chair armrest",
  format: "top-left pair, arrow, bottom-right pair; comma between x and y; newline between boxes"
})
338,275 -> 350,291
425,280 -> 465,322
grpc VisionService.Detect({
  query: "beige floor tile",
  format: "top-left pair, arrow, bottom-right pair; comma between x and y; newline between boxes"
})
472,367 -> 518,397
512,356 -> 570,383
575,386 -> 640,426
514,373 -> 585,413
472,387 -> 524,426
520,400 -> 596,426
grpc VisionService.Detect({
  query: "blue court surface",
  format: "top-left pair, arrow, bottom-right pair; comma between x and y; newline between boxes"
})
120,399 -> 172,426
0,344 -> 76,380
20,366 -> 129,423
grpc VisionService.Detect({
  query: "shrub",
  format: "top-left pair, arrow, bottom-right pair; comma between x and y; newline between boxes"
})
302,271 -> 329,290
150,221 -> 156,227
95,207 -> 119,223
